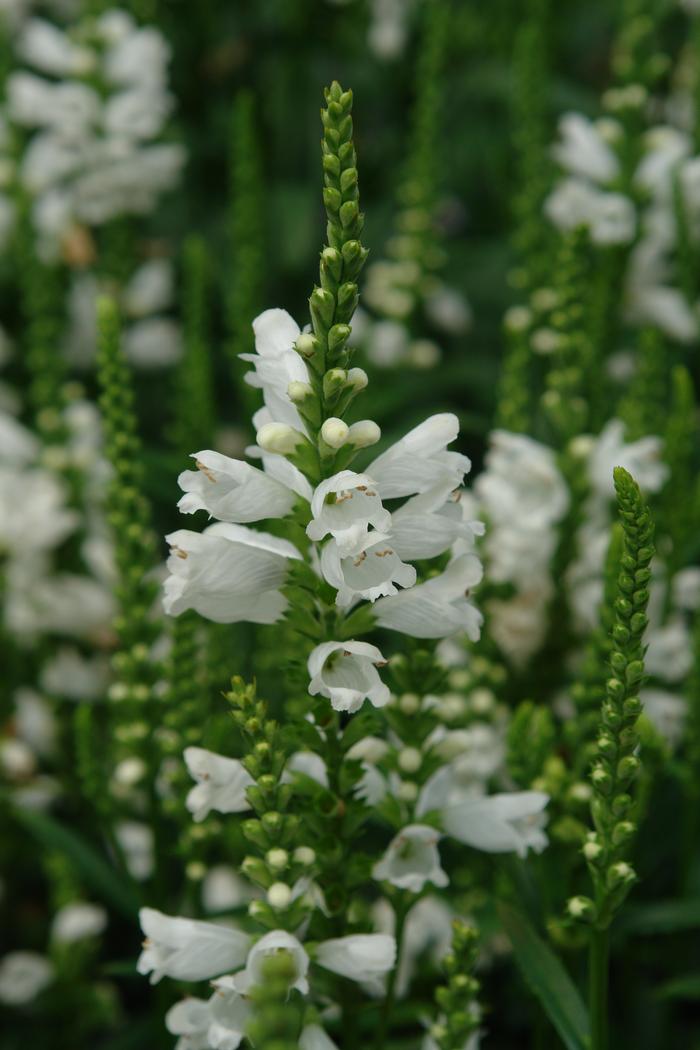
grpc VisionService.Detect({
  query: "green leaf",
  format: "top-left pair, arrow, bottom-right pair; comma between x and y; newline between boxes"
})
12,805 -> 140,920
498,902 -> 590,1050
656,974 -> 700,1001
618,898 -> 700,936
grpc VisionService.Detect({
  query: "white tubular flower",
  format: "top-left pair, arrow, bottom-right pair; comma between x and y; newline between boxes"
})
0,952 -> 54,1006
552,112 -> 620,183
300,1024 -> 340,1050
374,555 -> 483,640
587,420 -> 669,500
442,791 -> 549,857
18,18 -> 93,77
321,533 -> 416,607
545,177 -> 635,245
183,747 -> 254,822
230,930 -> 310,995
137,907 -> 251,985
241,309 -> 309,429
51,901 -> 107,944
165,996 -> 213,1050
0,467 -> 78,556
390,480 -> 482,561
177,450 -> 298,523
308,640 -> 390,714
367,413 -> 471,499
476,430 -> 569,531
206,980 -> 253,1049
315,933 -> 396,992
306,471 -> 391,555
372,825 -> 448,892
163,523 -> 301,624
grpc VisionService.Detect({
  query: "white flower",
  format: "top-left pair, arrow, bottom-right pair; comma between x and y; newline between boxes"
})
476,431 -> 569,532
122,317 -> 182,367
0,951 -> 53,1005
320,532 -> 416,607
230,930 -> 310,995
163,523 -> 301,624
372,825 -> 448,892
115,821 -> 154,881
641,689 -> 686,748
374,555 -> 483,640
552,113 -> 619,183
442,791 -> 549,857
123,259 -> 174,316
645,618 -> 693,682
314,933 -> 396,991
165,996 -> 212,1050
137,907 -> 251,984
308,640 -> 390,713
183,747 -> 254,822
389,480 -> 482,561
51,901 -> 107,943
241,309 -> 309,429
588,420 -> 669,500
177,451 -> 299,523
0,467 -> 77,556
300,1024 -> 340,1050
18,18 -> 93,76
0,409 -> 38,464
545,177 -> 635,244
306,470 -> 390,555
367,413 -> 471,499
202,866 -> 255,914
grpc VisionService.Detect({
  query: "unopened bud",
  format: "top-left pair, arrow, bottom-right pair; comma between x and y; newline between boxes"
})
288,381 -> 313,403
347,420 -> 381,448
320,417 -> 349,449
256,422 -> 304,455
293,846 -> 316,866
295,333 -> 318,358
567,895 -> 596,921
266,848 -> 289,871
323,369 -> 347,399
398,747 -> 422,773
347,367 -> 368,390
267,882 -> 292,909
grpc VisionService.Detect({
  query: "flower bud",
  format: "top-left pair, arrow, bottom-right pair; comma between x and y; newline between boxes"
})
399,692 -> 420,715
323,369 -> 347,399
293,846 -> 316,866
347,420 -> 381,448
607,861 -> 635,889
320,417 -> 349,449
567,896 -> 596,922
288,381 -> 313,404
267,882 -> 292,909
256,422 -> 304,455
347,367 -> 368,390
398,747 -> 422,773
266,848 -> 289,871
295,332 -> 318,358
583,839 -> 603,863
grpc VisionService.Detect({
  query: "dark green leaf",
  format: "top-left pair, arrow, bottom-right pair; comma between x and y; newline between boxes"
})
13,806 -> 140,920
498,902 -> 590,1050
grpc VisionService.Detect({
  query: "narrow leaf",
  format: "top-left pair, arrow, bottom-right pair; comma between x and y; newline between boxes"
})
498,902 -> 590,1050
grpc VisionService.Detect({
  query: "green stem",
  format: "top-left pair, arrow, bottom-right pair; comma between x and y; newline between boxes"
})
375,897 -> 409,1050
589,927 -> 610,1050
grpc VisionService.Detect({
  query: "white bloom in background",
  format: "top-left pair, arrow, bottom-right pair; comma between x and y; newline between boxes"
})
314,933 -> 396,992
241,309 -> 309,429
0,467 -> 77,555
0,951 -> 54,1005
0,408 -> 38,464
424,284 -> 472,335
367,414 -> 471,499
645,618 -> 693,682
321,532 -> 416,606
122,258 -> 174,316
477,431 -> 569,534
374,555 -> 483,640
300,1024 -> 341,1050
177,451 -> 299,523
672,567 -> 700,610
230,930 -> 310,995
545,177 -> 635,244
163,523 -> 301,624
443,791 -> 549,857
115,821 -> 154,881
373,825 -> 448,892
183,747 -> 254,822
552,113 -> 619,183
641,689 -> 687,748
14,688 -> 56,756
165,996 -> 214,1050
137,907 -> 251,984
587,420 -> 668,500
40,647 -> 109,701
306,470 -> 390,555
122,317 -> 182,367
308,640 -> 390,713
51,901 -> 107,943
487,583 -> 554,666
202,866 -> 256,914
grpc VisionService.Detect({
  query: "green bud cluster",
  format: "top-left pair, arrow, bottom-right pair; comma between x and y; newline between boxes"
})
245,951 -> 304,1050
581,467 -> 655,928
171,235 -> 215,455
617,328 -> 667,442
227,677 -> 315,931
430,921 -> 482,1050
540,228 -> 592,443
507,700 -> 556,789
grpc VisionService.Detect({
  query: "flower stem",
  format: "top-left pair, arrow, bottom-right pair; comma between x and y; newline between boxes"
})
589,926 -> 610,1050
